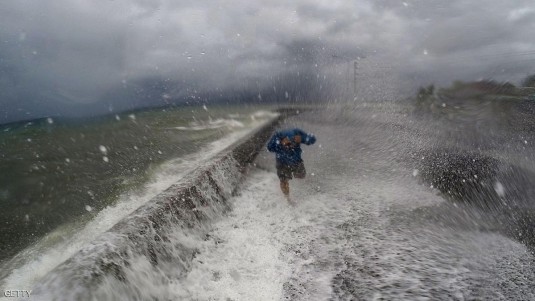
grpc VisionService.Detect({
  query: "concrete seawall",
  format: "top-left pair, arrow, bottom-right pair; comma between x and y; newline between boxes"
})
32,110 -> 293,300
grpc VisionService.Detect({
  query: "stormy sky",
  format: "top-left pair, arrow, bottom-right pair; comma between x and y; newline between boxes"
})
1,0 -> 534,123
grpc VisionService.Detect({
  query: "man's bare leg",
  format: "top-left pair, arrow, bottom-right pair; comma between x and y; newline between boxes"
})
280,180 -> 296,204
280,180 -> 290,196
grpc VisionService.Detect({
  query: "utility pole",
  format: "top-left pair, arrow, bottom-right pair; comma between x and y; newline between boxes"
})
331,54 -> 362,99
353,61 -> 358,96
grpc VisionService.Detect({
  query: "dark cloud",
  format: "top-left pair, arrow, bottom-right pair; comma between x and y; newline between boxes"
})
1,0 -> 534,123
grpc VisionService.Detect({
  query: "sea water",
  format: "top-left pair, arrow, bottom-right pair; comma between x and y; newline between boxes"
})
0,105 -> 277,290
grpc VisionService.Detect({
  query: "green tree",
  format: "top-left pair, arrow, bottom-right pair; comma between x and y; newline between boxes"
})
521,74 -> 535,87
417,85 -> 435,100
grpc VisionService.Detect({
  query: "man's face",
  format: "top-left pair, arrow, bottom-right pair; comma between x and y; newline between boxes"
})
281,135 -> 301,148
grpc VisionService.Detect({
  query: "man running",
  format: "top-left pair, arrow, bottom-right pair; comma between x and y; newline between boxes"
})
267,128 -> 316,200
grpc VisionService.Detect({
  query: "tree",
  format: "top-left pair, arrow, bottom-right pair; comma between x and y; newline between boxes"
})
521,74 -> 535,87
417,85 -> 435,100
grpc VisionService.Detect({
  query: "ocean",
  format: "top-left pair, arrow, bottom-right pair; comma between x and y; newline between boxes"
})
0,105 -> 278,287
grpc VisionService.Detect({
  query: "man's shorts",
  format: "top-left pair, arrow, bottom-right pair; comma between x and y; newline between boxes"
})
276,161 -> 306,181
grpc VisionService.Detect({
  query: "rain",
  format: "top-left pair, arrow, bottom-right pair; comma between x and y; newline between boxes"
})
0,0 -> 535,300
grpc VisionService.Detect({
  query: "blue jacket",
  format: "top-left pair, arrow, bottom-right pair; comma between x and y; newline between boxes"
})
267,128 -> 316,165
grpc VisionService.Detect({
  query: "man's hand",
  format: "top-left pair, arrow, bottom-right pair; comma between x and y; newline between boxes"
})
293,135 -> 302,144
281,137 -> 291,147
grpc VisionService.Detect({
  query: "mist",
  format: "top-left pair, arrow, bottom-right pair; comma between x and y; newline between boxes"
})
1,0 -> 534,123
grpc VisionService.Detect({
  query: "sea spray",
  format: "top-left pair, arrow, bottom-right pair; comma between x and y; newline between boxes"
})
28,111 -> 285,300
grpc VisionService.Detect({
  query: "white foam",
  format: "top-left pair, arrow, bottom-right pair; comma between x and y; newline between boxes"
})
175,118 -> 245,131
251,110 -> 280,118
164,167 -> 349,300
169,166 -> 535,300
170,171 -> 293,300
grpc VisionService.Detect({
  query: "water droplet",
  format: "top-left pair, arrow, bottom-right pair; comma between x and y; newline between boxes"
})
85,205 -> 93,212
103,156 -> 109,163
99,145 -> 107,155
494,181 -> 505,197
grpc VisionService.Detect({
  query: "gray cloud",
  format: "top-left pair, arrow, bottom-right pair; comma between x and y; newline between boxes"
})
1,0 -> 534,122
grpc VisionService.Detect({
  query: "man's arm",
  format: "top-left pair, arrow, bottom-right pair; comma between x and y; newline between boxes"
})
296,129 -> 316,145
267,132 -> 282,152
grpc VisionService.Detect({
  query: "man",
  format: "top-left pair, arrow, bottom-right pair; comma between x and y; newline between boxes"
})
267,128 -> 316,200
